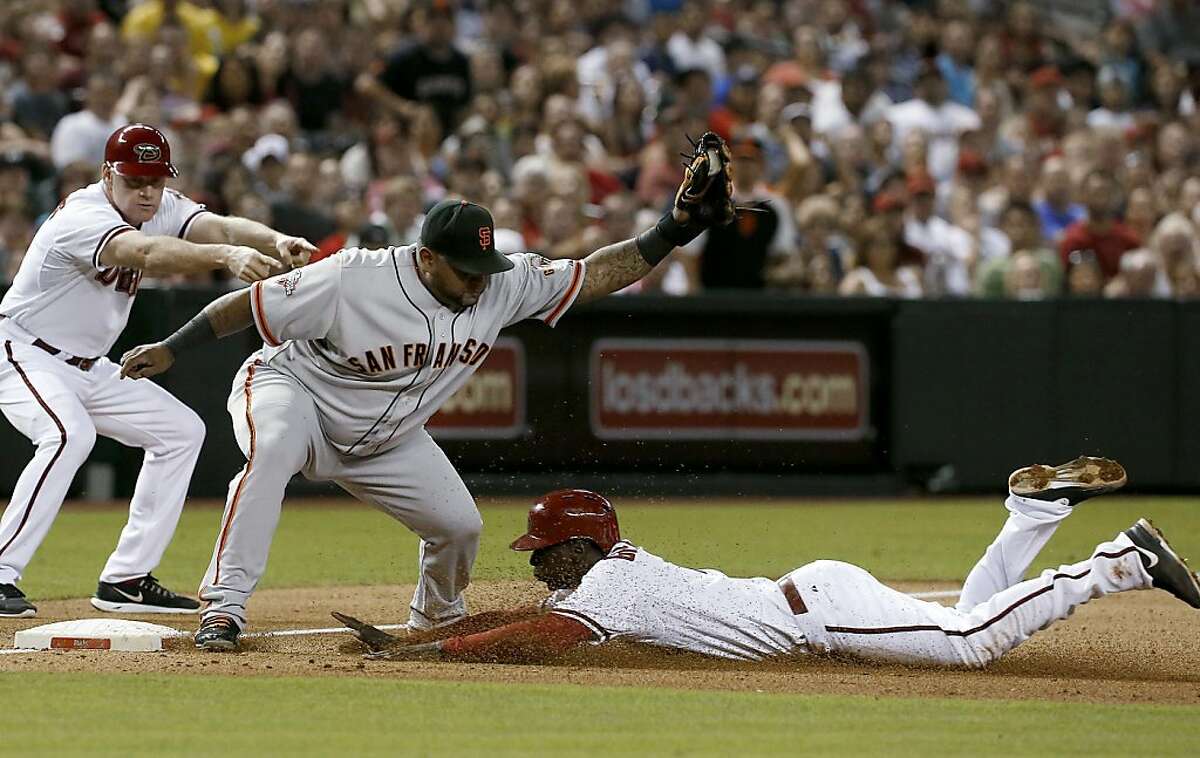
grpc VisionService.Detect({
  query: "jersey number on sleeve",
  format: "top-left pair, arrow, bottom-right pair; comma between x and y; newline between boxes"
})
95,267 -> 142,297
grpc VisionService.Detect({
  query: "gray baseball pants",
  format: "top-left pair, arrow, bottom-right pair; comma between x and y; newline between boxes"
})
197,358 -> 481,630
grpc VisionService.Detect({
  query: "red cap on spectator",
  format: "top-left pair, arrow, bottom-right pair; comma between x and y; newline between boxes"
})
906,172 -> 936,196
872,191 -> 906,212
731,136 -> 764,160
956,149 -> 988,176
1029,66 -> 1064,90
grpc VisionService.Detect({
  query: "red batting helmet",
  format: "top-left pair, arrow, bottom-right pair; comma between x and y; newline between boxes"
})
104,124 -> 178,177
510,490 -> 620,553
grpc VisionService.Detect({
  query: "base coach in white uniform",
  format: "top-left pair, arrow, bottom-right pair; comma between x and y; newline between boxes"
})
122,139 -> 735,649
0,124 -> 315,618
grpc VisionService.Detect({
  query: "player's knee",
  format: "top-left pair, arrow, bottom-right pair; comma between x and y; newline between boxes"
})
254,429 -> 308,470
442,513 -> 483,547
177,407 -> 206,450
173,408 -> 206,451
53,416 -> 97,463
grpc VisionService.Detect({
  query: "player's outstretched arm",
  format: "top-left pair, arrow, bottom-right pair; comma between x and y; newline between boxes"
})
575,131 -> 737,305
100,229 -> 281,282
364,613 -> 595,664
186,213 -> 317,269
574,209 -> 688,305
120,289 -> 253,379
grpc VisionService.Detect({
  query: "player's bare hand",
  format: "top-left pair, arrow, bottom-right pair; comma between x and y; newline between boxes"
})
275,235 -> 317,269
120,343 -> 174,379
226,245 -> 281,282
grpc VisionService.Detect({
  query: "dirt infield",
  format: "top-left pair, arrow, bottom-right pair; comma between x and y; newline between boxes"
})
2,580 -> 1197,706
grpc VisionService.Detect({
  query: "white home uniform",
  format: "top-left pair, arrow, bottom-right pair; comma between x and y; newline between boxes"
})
547,493 -> 1153,666
201,246 -> 585,629
0,183 -> 208,585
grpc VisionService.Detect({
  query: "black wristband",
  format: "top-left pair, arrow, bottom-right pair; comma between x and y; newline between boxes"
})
635,211 -> 703,266
163,310 -> 217,356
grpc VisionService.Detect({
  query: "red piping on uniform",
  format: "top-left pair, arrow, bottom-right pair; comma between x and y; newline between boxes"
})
212,361 -> 259,581
251,283 -> 281,347
824,546 -> 1141,637
543,262 -> 584,325
0,341 -> 67,559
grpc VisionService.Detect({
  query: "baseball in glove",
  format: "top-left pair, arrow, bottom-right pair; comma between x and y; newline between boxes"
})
675,131 -> 737,228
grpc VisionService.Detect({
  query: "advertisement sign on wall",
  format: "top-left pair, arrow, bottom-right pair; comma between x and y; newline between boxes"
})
590,339 -> 869,440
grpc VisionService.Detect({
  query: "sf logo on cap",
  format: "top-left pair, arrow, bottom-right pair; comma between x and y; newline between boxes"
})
478,226 -> 492,249
134,143 -> 162,162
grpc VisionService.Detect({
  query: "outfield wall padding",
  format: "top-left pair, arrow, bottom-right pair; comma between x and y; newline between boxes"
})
0,286 -> 1194,495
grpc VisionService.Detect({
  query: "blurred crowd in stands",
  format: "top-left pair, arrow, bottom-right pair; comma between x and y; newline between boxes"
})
2,0 -> 1200,299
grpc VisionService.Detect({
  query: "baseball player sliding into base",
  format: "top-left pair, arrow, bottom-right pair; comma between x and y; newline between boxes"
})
335,457 -> 1200,666
0,124 -> 316,618
119,134 -> 741,650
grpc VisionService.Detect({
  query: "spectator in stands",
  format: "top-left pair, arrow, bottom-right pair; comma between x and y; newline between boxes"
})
359,0 -> 472,136
1060,170 -> 1142,281
1088,67 -> 1136,131
10,49 -> 70,141
668,1 -> 725,82
689,136 -> 792,291
1104,248 -> 1159,298
49,72 -> 123,168
767,194 -> 850,292
839,217 -> 922,298
1065,249 -> 1105,297
936,20 -> 976,108
1023,66 -> 1068,148
977,202 -> 1062,298
280,27 -> 349,135
1125,186 -> 1159,244
887,64 -> 980,182
1148,213 -> 1200,296
1003,250 -> 1051,300
269,151 -> 336,243
1035,156 -> 1087,244
374,175 -> 425,246
903,171 -> 974,296
1137,0 -> 1200,67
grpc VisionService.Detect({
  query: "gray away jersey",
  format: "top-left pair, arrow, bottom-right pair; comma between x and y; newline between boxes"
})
248,245 -> 586,456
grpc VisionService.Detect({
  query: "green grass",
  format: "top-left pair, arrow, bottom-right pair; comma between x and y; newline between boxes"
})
20,496 -> 1200,600
1,673 -> 1197,757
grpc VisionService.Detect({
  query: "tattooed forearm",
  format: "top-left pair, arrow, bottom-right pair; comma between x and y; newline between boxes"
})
575,238 -> 654,304
205,288 -> 255,337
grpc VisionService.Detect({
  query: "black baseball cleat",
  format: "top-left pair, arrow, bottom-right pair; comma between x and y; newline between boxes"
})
1124,519 -> 1200,609
1008,456 -> 1127,506
91,574 -> 201,614
0,583 -> 36,618
195,615 -> 241,651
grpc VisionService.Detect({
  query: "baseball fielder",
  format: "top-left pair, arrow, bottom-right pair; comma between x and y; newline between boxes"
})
336,457 -> 1200,665
0,124 -> 315,618
119,133 -> 740,649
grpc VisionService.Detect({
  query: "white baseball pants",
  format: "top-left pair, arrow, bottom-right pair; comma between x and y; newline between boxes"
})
198,358 -> 481,629
784,494 -> 1152,667
0,337 -> 205,585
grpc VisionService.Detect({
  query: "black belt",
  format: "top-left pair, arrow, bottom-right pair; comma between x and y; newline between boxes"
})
778,577 -> 808,616
33,338 -> 98,371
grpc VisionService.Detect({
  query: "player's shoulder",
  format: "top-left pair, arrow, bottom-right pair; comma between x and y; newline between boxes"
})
334,244 -> 412,271
45,183 -> 127,231
602,540 -> 640,562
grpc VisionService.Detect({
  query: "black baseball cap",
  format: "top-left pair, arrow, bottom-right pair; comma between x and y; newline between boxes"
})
420,198 -> 514,275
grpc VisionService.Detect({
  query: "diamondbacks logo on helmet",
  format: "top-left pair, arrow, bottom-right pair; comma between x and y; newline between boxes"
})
133,143 -> 162,163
